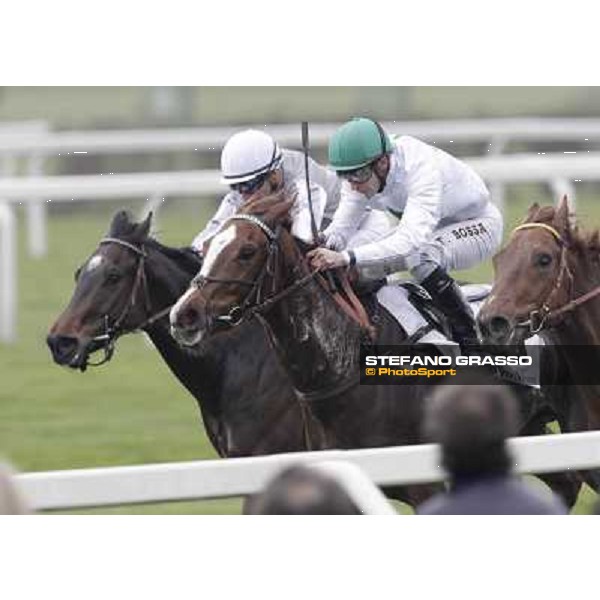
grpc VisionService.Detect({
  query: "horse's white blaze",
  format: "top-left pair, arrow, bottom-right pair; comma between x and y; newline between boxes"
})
200,225 -> 237,277
170,224 -> 237,330
86,255 -> 103,272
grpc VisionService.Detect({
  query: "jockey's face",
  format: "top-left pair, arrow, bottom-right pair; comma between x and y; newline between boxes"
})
347,155 -> 390,199
240,168 -> 283,202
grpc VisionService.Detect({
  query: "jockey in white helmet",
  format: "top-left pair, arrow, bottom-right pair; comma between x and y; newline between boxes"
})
192,129 -> 391,252
308,117 -> 504,348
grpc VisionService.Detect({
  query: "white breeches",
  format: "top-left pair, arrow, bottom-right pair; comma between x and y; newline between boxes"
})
405,203 -> 503,282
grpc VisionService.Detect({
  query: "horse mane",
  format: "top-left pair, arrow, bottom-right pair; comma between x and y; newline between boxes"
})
108,210 -> 202,275
146,239 -> 203,275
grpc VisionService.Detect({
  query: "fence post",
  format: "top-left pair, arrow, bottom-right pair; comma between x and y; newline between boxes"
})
26,153 -> 47,258
488,136 -> 507,213
0,202 -> 17,343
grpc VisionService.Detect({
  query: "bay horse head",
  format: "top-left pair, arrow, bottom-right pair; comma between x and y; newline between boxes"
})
47,210 -> 194,371
170,192 -> 297,347
478,195 -> 593,344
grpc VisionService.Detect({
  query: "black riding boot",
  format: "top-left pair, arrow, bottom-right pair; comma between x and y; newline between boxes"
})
420,266 -> 480,349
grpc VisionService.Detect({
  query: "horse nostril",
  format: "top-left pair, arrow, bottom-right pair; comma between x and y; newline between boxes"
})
47,334 -> 79,363
489,315 -> 511,336
178,306 -> 200,330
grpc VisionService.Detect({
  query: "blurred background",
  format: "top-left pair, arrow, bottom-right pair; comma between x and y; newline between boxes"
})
1,86 -> 599,514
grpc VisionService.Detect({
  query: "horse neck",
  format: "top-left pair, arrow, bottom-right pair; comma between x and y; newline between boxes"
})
552,248 -> 600,346
143,244 -> 307,457
546,248 -> 600,428
142,243 -> 196,313
262,232 -> 363,394
140,245 -> 227,441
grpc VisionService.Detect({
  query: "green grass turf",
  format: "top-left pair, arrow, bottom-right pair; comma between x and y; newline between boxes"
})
1,186 -> 599,514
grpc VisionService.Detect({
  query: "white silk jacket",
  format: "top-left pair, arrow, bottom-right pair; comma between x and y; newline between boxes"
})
324,136 -> 492,276
192,149 -> 341,249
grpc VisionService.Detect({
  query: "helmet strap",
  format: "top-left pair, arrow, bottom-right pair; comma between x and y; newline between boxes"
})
371,118 -> 388,155
373,155 -> 389,193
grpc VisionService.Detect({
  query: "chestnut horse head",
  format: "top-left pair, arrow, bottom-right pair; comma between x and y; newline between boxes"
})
479,195 -> 600,345
170,192 -> 300,346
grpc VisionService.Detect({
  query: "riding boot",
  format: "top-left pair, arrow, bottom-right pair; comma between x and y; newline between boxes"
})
420,266 -> 480,350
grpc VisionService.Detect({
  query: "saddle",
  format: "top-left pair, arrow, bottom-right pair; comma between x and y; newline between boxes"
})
325,271 -> 491,345
395,280 -> 491,342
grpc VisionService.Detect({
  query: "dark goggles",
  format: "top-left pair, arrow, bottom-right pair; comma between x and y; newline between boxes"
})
230,172 -> 269,194
338,163 -> 374,184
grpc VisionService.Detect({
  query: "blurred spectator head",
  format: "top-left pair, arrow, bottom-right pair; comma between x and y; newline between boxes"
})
423,372 -> 519,480
245,465 -> 362,515
0,462 -> 31,514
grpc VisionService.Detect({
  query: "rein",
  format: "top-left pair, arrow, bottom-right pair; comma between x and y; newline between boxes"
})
196,214 -> 374,333
511,222 -> 600,333
191,214 -> 319,327
83,237 -> 173,368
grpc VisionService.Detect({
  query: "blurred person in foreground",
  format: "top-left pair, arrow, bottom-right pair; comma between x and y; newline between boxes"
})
308,118 -> 503,349
244,464 -> 362,515
191,129 -> 391,253
418,373 -> 567,515
0,462 -> 32,515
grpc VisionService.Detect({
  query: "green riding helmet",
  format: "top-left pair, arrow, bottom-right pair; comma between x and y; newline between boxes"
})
328,117 -> 394,172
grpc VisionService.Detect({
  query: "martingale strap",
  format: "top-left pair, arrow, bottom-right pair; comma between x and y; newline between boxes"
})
335,271 -> 376,341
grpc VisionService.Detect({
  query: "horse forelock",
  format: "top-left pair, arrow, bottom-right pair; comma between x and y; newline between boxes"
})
526,204 -> 556,226
239,193 -> 294,228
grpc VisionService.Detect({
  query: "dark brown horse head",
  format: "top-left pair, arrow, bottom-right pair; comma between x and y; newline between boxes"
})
478,195 -> 576,344
47,211 -> 155,370
170,192 -> 295,347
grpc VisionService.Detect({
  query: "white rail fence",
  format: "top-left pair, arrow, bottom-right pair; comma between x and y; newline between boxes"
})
15,430 -> 600,512
1,117 -> 598,158
1,150 -> 600,343
1,117 -> 599,259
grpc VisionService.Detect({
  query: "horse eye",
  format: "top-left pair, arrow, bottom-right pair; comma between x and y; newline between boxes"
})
238,244 -> 257,260
535,253 -> 553,267
106,268 -> 122,284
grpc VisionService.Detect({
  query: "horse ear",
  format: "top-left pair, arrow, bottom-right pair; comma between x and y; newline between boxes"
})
523,202 -> 540,223
109,210 -> 133,236
555,195 -> 573,234
133,212 -> 153,241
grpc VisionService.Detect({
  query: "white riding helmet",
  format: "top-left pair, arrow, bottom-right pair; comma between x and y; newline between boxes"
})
220,129 -> 283,185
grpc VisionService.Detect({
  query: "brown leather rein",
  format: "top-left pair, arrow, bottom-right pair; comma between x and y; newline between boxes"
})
512,223 -> 600,333
192,214 -> 373,336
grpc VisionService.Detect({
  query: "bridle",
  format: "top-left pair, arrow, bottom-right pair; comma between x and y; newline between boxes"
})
511,222 -> 600,333
82,237 -> 173,368
189,214 -> 318,329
